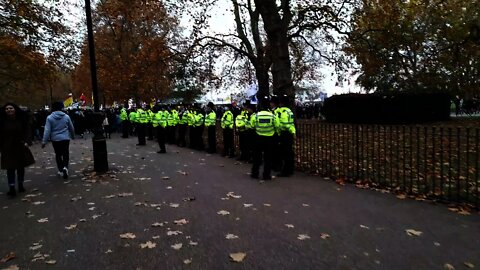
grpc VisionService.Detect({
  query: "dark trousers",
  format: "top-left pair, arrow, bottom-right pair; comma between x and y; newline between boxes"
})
7,168 -> 25,187
207,125 -> 216,153
244,129 -> 255,161
52,140 -> 70,171
223,128 -> 234,157
238,131 -> 247,160
147,123 -> 154,140
167,126 -> 176,144
196,126 -> 204,150
156,126 -> 166,152
137,124 -> 146,145
121,121 -> 129,138
251,135 -> 274,179
279,132 -> 295,175
178,124 -> 187,147
189,126 -> 195,148
271,134 -> 281,171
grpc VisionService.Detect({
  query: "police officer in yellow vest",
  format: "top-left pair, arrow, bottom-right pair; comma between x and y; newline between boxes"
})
152,105 -> 167,153
250,96 -> 280,180
120,106 -> 129,138
146,105 -> 155,141
136,105 -> 149,146
177,104 -> 188,147
221,105 -> 235,157
193,105 -> 205,150
235,101 -> 249,161
277,95 -> 296,177
269,96 -> 282,171
205,102 -> 217,153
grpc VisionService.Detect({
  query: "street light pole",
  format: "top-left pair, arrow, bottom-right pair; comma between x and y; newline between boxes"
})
85,0 -> 108,172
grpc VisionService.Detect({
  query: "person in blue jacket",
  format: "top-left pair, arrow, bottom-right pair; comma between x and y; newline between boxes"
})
41,101 -> 75,179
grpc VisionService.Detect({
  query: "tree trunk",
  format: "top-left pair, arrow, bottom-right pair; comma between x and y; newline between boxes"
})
255,62 -> 270,99
254,0 -> 295,103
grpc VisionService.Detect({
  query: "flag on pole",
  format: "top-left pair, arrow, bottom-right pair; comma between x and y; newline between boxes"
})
64,93 -> 73,108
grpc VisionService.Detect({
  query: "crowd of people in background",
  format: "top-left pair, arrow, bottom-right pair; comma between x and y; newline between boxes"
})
0,95 -> 297,198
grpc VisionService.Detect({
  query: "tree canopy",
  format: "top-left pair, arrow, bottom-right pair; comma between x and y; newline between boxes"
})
345,0 -> 480,95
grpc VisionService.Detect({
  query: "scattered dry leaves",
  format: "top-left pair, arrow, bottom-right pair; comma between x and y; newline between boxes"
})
174,219 -> 189,226
229,252 -> 246,263
297,234 -> 311,240
183,259 -> 192,264
140,241 -> 156,249
37,218 -> 49,223
464,262 -> 475,269
171,243 -> 183,250
320,233 -> 331,239
217,210 -> 230,216
0,252 -> 16,263
45,260 -> 56,265
406,229 -> 423,237
65,224 -> 77,230
119,233 -> 136,239
285,224 -> 295,229
444,263 -> 455,270
225,234 -> 239,240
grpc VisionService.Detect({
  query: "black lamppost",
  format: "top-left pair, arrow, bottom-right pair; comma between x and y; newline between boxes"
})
85,0 -> 108,172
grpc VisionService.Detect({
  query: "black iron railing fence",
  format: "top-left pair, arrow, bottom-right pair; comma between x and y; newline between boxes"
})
294,121 -> 479,208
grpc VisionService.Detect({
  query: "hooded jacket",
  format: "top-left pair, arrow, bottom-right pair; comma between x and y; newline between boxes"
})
42,111 -> 75,144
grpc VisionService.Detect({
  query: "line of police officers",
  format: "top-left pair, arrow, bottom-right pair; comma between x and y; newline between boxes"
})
118,95 -> 295,181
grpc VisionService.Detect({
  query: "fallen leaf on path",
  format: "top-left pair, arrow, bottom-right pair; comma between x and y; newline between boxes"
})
167,231 -> 182,236
87,202 -> 95,206
103,195 -> 116,199
434,242 -> 441,247
183,259 -> 192,264
169,203 -> 180,208
297,234 -> 311,240
65,224 -> 77,230
396,194 -> 407,200
359,225 -> 370,230
229,252 -> 246,263
152,236 -> 160,239
162,176 -> 170,180
320,233 -> 330,239
32,201 -> 45,205
464,262 -> 475,268
2,265 -> 19,270
37,218 -> 49,223
151,222 -> 165,227
285,224 -> 295,229
171,243 -> 183,250
0,252 -> 16,263
225,234 -> 239,240
183,197 -> 196,201
105,249 -> 112,254
88,207 -> 95,211
302,204 -> 310,207
79,219 -> 86,222
217,210 -> 230,215
174,219 -> 189,225
444,263 -> 455,270
117,193 -> 133,197
140,241 -> 156,249
119,233 -> 136,239
406,229 -> 423,237
189,241 -> 198,246
45,260 -> 56,265
177,171 -> 188,175
263,204 -> 271,207
226,192 -> 241,199
243,204 -> 253,208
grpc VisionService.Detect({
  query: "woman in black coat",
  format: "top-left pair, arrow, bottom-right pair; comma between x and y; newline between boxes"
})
0,103 -> 33,197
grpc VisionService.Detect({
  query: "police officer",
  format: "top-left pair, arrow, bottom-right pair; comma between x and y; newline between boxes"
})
153,105 -> 167,153
120,106 -> 129,138
269,96 -> 282,171
235,101 -> 249,161
136,105 -> 148,145
146,105 -> 154,140
250,97 -> 279,180
205,102 -> 217,153
194,106 -> 205,150
177,104 -> 188,147
277,95 -> 296,177
221,105 -> 235,157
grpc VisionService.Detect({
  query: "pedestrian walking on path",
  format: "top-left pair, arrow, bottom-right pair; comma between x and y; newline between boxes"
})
41,101 -> 75,179
0,102 -> 34,197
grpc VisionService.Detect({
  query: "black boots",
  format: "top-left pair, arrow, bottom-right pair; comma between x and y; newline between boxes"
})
18,183 -> 26,193
6,186 -> 16,198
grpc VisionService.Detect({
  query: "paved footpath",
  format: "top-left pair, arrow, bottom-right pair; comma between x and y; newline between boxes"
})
0,135 -> 479,270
